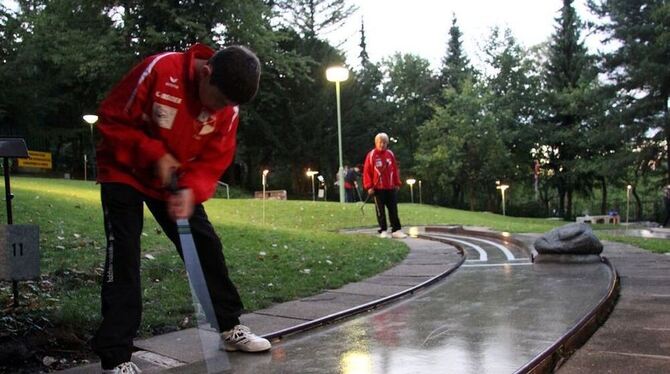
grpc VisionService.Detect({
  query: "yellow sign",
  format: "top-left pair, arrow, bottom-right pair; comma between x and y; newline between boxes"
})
18,150 -> 52,170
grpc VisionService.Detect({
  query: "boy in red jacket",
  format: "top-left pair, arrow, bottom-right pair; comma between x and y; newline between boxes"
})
93,44 -> 269,374
363,133 -> 408,239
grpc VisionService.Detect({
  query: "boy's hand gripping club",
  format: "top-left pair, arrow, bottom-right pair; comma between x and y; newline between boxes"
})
170,174 -> 219,330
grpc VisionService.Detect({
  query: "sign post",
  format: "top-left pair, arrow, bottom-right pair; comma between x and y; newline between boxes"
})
0,138 -> 40,307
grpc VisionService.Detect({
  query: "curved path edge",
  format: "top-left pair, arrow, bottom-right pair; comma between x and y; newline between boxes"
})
425,225 -> 621,374
263,233 -> 466,340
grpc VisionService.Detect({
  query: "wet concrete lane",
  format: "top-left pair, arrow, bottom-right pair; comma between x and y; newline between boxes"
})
173,234 -> 614,374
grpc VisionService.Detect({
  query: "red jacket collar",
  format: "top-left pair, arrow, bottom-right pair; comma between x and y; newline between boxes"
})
186,43 -> 215,86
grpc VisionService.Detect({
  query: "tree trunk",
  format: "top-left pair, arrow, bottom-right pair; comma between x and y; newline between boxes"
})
633,189 -> 643,221
558,184 -> 566,218
566,189 -> 573,220
451,183 -> 461,208
600,176 -> 607,215
468,182 -> 475,211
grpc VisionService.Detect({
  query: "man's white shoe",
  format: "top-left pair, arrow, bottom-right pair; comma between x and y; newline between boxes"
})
391,230 -> 408,239
379,231 -> 391,239
102,362 -> 141,374
221,325 -> 271,352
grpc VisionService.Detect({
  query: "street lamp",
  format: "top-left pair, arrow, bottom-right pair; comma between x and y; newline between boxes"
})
406,178 -> 416,203
306,168 -> 318,201
326,65 -> 349,204
626,184 -> 632,225
82,114 -> 99,181
496,182 -> 510,216
262,169 -> 269,224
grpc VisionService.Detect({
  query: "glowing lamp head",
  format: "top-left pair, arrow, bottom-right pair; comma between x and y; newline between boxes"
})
306,169 -> 319,177
83,114 -> 99,124
326,66 -> 349,82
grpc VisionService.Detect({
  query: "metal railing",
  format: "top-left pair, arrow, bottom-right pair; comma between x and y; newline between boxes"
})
216,181 -> 230,199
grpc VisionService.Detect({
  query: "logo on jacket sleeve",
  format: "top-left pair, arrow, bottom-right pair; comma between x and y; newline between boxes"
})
153,102 -> 178,129
166,76 -> 180,89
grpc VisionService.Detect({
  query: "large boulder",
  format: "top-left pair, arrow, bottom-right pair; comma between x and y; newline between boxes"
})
534,223 -> 603,255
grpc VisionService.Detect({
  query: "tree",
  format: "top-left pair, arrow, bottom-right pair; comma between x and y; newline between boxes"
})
481,28 -> 543,189
237,29 -> 346,193
358,17 -> 369,66
273,0 -> 357,40
381,53 -> 438,171
416,80 -> 512,209
439,14 -> 475,93
588,0 -> 670,183
542,0 -> 598,219
0,0 -> 130,175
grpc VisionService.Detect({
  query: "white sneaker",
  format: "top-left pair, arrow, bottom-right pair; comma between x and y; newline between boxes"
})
391,230 -> 408,239
220,325 -> 271,352
379,231 -> 391,238
102,362 -> 141,374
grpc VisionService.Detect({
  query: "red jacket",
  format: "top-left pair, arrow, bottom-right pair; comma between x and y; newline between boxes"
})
363,148 -> 401,190
96,44 -> 239,204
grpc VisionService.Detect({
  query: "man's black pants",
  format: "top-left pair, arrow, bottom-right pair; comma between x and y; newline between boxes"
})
373,188 -> 401,233
92,183 -> 243,369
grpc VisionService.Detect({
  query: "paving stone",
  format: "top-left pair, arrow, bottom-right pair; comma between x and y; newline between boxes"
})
253,292 -> 378,320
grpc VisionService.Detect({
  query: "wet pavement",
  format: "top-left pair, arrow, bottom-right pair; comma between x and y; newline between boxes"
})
59,226 -> 627,373
558,240 -> 670,373
602,227 -> 670,239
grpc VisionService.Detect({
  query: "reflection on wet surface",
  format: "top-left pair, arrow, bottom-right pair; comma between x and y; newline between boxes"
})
171,233 -> 614,374
603,228 -> 670,239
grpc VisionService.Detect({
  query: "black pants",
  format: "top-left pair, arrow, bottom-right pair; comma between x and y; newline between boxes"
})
345,188 -> 355,203
92,183 -> 243,369
373,189 -> 401,233
663,200 -> 670,227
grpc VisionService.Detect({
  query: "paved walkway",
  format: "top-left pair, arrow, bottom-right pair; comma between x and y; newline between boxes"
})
60,229 -> 463,373
558,239 -> 670,373
58,227 -> 669,373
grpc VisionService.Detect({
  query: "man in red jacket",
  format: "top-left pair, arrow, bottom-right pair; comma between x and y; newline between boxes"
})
93,43 -> 269,374
363,133 -> 408,239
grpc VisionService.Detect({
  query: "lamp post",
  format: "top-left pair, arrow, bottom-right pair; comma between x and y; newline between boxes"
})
306,169 -> 318,201
262,169 -> 269,224
406,178 -> 416,203
496,182 -> 510,216
83,114 -> 98,181
626,184 -> 632,225
326,66 -> 349,203
418,180 -> 422,204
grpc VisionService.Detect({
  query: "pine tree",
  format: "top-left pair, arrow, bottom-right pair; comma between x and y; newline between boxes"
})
543,0 -> 598,219
589,0 -> 670,183
358,17 -> 370,67
439,14 -> 474,93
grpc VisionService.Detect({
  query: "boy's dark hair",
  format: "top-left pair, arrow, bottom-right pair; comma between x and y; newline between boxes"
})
209,45 -> 261,105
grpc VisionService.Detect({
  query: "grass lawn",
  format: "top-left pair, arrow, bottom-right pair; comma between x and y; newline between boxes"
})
0,176 -> 667,367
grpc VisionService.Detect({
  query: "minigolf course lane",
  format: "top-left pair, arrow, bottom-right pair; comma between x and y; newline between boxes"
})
167,226 -> 617,374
